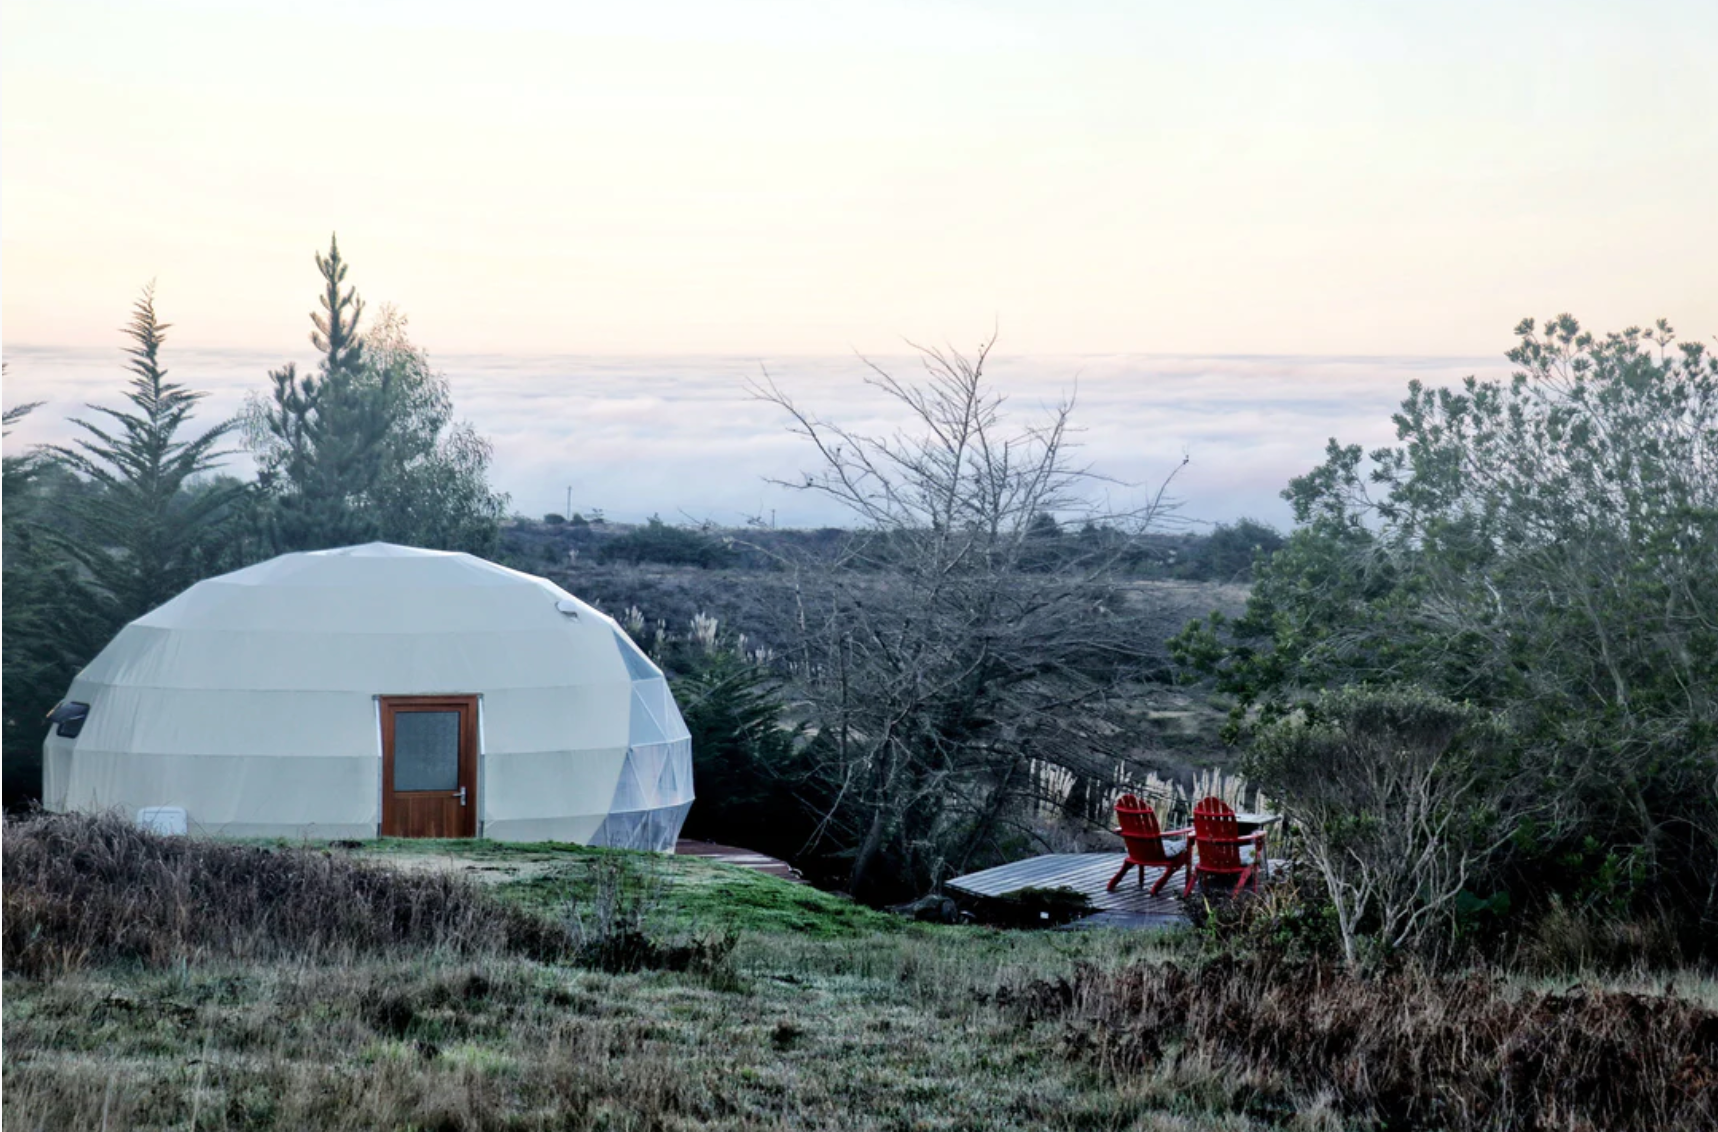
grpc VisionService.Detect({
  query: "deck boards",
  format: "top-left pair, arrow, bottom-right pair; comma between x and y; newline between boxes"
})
946,852 -> 1189,929
674,839 -> 803,883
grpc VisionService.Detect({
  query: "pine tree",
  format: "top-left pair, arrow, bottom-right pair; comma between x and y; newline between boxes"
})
313,233 -> 364,377
2,387 -> 45,503
2,501 -> 113,807
0,392 -> 67,805
3,292 -> 242,804
46,284 -> 245,624
257,234 -> 395,550
248,237 -> 506,555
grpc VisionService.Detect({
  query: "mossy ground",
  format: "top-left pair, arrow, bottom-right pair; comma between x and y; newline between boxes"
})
336,836 -> 904,936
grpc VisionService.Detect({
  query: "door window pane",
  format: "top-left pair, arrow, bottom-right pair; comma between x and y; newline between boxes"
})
393,711 -> 460,791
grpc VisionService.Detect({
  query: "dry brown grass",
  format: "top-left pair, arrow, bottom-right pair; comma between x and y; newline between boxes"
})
3,946 -> 1271,1132
1,812 -> 570,977
997,953 -> 1718,1131
10,815 -> 1717,1131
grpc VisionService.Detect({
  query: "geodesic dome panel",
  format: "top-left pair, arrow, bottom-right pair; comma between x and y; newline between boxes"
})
586,629 -> 695,851
42,544 -> 695,846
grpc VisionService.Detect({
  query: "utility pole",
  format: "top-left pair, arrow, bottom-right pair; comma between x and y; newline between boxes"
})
565,485 -> 572,518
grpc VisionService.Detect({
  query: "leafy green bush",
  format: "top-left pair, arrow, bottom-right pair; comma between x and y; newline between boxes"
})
1246,686 -> 1516,966
1174,316 -> 1718,961
1191,517 -> 1284,582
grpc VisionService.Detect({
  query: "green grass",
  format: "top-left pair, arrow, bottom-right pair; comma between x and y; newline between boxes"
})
8,834 -> 1266,1131
0,833 -> 1232,1131
337,836 -> 908,936
2,942 -> 1256,1132
13,833 -> 1711,1131
498,853 -> 903,938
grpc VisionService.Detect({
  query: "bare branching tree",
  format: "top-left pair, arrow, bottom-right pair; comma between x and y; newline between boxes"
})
753,336 -> 1188,899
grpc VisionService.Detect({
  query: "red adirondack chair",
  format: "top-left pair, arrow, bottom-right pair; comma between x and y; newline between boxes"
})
1107,794 -> 1192,895
1185,796 -> 1267,895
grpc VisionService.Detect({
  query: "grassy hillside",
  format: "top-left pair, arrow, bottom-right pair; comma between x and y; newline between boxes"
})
6,815 -> 1715,1131
3,818 -> 1188,1131
358,837 -> 903,938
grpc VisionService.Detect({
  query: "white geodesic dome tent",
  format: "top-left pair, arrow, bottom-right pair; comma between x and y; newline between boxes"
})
42,543 -> 694,847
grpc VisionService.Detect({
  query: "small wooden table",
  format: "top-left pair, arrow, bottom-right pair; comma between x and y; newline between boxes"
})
1232,812 -> 1281,837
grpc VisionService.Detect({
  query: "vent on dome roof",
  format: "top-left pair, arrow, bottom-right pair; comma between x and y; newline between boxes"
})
555,599 -> 580,618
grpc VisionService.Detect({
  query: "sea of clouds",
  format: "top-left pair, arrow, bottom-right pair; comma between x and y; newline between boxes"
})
2,347 -> 1509,531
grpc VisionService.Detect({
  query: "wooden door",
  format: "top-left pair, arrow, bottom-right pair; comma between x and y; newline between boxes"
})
380,696 -> 478,838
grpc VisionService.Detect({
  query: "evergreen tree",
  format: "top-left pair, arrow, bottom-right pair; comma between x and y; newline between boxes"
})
313,234 -> 365,378
0,394 -> 60,805
250,237 -> 505,554
2,390 -> 45,503
4,301 -> 239,805
44,284 -> 244,625
256,234 -> 394,550
361,305 -> 508,555
1196,517 -> 1284,582
1,491 -> 114,808
672,650 -> 818,862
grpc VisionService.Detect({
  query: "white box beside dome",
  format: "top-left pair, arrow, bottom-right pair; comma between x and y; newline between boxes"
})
137,806 -> 188,836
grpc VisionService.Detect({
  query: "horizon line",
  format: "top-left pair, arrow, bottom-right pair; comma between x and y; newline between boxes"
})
1,342 -> 1511,365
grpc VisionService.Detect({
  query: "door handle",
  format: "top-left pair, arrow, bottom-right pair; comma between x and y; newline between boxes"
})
456,786 -> 468,807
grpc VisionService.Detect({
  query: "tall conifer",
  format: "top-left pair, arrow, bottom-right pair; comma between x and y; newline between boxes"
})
259,234 -> 394,550
46,284 -> 244,623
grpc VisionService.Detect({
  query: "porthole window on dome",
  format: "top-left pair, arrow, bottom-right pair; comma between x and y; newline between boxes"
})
48,701 -> 90,738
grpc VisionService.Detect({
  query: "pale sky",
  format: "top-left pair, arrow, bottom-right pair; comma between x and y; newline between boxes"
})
3,0 -> 1715,357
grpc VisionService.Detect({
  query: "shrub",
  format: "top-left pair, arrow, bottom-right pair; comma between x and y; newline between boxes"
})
1188,873 -> 1343,963
563,855 -> 738,983
1246,686 -> 1516,966
965,886 -> 1094,928
1192,518 -> 1285,583
597,517 -> 735,569
1173,317 -> 1718,962
673,650 -> 818,860
1,811 -> 569,977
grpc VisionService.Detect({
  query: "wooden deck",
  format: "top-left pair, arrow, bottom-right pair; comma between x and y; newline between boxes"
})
946,852 -> 1189,930
674,839 -> 804,883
